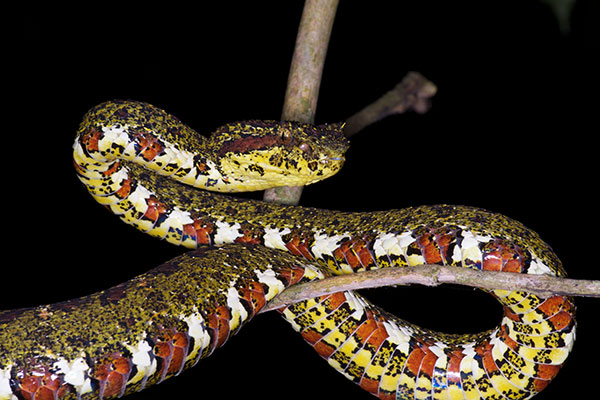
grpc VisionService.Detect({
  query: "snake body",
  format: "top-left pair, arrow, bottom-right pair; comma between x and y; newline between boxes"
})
0,100 -> 575,400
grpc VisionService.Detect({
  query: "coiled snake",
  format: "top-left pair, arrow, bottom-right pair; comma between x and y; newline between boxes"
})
0,100 -> 575,400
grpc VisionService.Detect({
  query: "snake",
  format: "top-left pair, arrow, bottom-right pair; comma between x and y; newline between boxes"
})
0,100 -> 575,400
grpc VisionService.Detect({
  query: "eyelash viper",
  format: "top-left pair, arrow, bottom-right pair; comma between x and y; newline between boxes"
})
0,100 -> 575,400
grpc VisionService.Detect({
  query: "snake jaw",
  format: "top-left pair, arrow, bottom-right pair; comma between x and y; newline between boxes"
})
214,148 -> 346,192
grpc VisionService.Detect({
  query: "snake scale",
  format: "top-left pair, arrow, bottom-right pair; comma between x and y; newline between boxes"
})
0,100 -> 575,400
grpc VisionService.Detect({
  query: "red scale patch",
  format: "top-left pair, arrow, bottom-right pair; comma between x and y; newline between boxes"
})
237,281 -> 267,317
532,376 -> 552,393
311,335 -> 338,359
171,332 -> 190,372
234,226 -> 263,245
101,160 -> 121,177
285,235 -> 314,260
529,362 -> 564,393
412,227 -> 462,266
321,292 -> 348,312
482,250 -> 503,272
359,376 -> 380,395
206,305 -> 231,352
183,219 -> 214,245
546,310 -> 574,331
89,353 -> 132,398
482,240 -> 525,273
81,127 -> 103,153
497,324 -> 520,352
479,342 -> 498,374
17,370 -> 69,400
420,347 -> 438,377
277,264 -> 307,286
536,363 -> 562,382
300,327 -> 326,347
405,345 -> 427,377
536,296 -> 571,318
182,223 -> 199,244
362,310 -> 390,351
353,315 -> 381,348
416,233 -> 443,264
131,130 -> 164,162
115,178 -> 132,199
196,161 -> 209,174
503,306 -> 522,322
379,391 -> 398,400
332,238 -> 376,271
143,196 -> 168,222
152,328 -> 190,379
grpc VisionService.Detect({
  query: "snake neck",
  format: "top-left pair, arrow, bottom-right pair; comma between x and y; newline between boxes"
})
75,100 -> 347,193
74,101 -> 241,193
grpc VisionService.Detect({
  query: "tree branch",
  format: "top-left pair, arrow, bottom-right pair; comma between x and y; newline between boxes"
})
257,5 -> 598,315
343,71 -> 438,137
263,0 -> 339,205
262,4 -> 439,205
256,5 -> 598,314
262,265 -> 600,312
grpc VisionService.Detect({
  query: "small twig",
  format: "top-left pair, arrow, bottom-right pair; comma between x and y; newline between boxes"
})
262,265 -> 600,312
263,0 -> 339,206
343,71 -> 438,137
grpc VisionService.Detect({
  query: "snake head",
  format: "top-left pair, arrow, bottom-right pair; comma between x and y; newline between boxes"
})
209,120 -> 349,191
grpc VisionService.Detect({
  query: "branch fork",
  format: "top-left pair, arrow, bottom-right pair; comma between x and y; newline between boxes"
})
262,0 -> 599,306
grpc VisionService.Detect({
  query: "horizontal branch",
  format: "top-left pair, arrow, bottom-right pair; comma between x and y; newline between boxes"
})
262,265 -> 600,312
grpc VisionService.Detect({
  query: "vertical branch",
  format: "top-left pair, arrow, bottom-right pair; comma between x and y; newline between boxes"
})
263,0 -> 339,205
280,0 -> 339,123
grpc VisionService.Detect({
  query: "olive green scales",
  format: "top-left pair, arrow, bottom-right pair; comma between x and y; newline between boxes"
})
0,100 -> 575,400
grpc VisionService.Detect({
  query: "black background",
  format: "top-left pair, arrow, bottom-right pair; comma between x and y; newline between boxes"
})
7,1 -> 599,399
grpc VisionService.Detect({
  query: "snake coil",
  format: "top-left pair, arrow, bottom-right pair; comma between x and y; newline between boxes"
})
0,100 -> 575,400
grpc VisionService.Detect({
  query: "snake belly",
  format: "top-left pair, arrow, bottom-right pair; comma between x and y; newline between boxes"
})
0,100 -> 575,400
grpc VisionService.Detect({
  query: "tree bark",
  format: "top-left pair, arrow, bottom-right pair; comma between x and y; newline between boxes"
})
263,0 -> 339,205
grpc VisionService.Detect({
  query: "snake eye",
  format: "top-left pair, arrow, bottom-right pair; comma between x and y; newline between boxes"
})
279,128 -> 295,146
298,142 -> 312,155
280,128 -> 291,140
